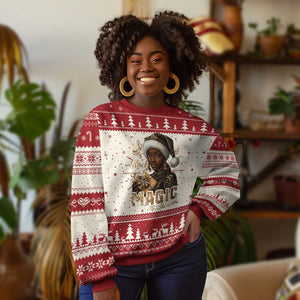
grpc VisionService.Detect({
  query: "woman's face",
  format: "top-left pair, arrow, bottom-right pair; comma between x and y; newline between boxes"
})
126,36 -> 170,99
146,148 -> 165,170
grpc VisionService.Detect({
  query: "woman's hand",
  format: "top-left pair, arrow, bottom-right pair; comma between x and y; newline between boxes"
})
93,286 -> 121,300
182,210 -> 201,243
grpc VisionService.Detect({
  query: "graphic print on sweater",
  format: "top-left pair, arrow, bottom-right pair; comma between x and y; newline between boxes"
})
131,133 -> 178,210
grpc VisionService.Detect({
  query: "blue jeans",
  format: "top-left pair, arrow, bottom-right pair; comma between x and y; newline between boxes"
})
79,232 -> 207,300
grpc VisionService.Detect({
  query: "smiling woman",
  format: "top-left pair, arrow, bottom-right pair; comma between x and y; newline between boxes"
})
73,11 -> 240,300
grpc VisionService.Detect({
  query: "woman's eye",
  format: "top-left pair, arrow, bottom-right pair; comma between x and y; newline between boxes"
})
152,58 -> 162,63
131,60 -> 141,64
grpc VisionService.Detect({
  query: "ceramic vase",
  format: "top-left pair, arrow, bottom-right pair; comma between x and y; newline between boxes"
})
222,5 -> 244,55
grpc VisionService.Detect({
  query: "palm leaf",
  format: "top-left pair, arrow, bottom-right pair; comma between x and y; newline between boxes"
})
201,208 -> 257,271
32,174 -> 78,300
0,24 -> 28,93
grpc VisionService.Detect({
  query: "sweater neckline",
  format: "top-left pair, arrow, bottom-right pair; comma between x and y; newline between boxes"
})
119,98 -> 172,114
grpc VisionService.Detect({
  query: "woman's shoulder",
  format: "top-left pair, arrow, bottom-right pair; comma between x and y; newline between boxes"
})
90,100 -> 122,113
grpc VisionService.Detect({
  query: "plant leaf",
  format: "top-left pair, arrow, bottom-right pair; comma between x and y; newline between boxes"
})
0,196 -> 17,231
3,80 -> 56,142
18,157 -> 59,190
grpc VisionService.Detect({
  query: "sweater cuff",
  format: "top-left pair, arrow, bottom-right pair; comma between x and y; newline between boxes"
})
190,203 -> 203,221
92,279 -> 117,293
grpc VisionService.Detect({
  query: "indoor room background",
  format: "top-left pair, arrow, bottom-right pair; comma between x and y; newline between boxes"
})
1,0 -> 300,261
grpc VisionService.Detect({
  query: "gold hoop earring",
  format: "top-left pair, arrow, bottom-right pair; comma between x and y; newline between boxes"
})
163,74 -> 180,94
119,76 -> 135,97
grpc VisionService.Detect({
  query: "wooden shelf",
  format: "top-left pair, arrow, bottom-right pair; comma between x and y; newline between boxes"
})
209,55 -> 300,65
221,129 -> 300,140
236,201 -> 300,219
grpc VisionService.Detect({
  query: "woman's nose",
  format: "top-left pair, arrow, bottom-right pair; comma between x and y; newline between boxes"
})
141,60 -> 153,72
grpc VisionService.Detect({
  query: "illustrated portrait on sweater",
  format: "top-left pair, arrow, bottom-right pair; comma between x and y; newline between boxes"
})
131,133 -> 179,207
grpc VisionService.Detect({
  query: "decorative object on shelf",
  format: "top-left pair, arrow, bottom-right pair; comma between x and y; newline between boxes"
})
268,76 -> 300,132
0,235 -> 34,300
248,18 -> 286,57
189,17 -> 234,55
274,175 -> 300,210
217,85 -> 242,129
221,3 -> 244,55
122,0 -> 151,20
0,24 -> 28,93
286,24 -> 300,59
248,109 -> 284,131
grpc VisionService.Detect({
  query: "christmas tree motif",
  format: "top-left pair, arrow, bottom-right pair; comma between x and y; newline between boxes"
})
169,222 -> 174,234
76,238 -> 80,248
82,232 -> 88,246
181,120 -> 188,131
163,118 -> 170,129
93,235 -> 97,244
138,122 -> 142,128
111,114 -> 118,126
128,115 -> 135,127
136,228 -> 141,240
179,214 -> 185,230
200,122 -> 208,132
121,120 -> 125,127
115,230 -> 120,242
145,117 -> 152,128
126,223 -> 134,240
159,223 -> 168,236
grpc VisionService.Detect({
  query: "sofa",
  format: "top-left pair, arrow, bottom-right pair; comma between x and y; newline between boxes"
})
203,219 -> 300,300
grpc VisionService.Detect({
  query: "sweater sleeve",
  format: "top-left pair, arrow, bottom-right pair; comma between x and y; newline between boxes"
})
191,131 -> 240,220
71,110 -> 117,289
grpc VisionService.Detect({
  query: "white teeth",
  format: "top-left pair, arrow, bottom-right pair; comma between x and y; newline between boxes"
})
140,77 -> 155,82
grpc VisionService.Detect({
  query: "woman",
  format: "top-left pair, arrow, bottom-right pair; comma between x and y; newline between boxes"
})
71,11 -> 240,300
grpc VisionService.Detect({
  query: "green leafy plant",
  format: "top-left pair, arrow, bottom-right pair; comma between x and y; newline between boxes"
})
269,78 -> 300,120
249,17 -> 282,37
179,100 -> 204,116
0,80 -> 58,242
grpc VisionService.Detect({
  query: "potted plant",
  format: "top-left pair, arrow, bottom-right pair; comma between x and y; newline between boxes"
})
0,80 -> 58,299
268,76 -> 300,132
249,17 -> 286,57
286,24 -> 300,58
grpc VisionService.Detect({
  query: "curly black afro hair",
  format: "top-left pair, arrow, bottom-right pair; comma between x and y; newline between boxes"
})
94,11 -> 207,105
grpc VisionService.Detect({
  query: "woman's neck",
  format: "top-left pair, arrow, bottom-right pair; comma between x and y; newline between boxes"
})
127,92 -> 165,109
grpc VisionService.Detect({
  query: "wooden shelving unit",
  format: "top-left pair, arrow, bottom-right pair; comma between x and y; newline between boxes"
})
237,201 -> 300,220
210,55 -> 300,65
207,43 -> 300,222
222,129 -> 300,140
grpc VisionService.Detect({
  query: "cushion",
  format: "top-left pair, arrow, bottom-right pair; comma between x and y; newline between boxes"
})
276,263 -> 300,300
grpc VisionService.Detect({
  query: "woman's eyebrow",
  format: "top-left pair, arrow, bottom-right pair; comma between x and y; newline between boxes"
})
129,51 -> 165,57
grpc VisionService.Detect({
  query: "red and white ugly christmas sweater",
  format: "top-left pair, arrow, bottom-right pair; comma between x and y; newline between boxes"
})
71,98 -> 240,292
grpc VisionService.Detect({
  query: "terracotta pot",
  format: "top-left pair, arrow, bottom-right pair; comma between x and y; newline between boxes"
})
222,5 -> 244,55
0,236 -> 34,300
284,116 -> 300,132
274,175 -> 300,210
257,35 -> 286,57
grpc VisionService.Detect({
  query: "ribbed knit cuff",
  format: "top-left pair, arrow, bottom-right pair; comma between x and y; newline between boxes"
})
190,203 -> 203,221
92,279 -> 117,293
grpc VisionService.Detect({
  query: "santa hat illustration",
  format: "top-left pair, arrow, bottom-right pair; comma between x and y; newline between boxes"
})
143,133 -> 180,167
